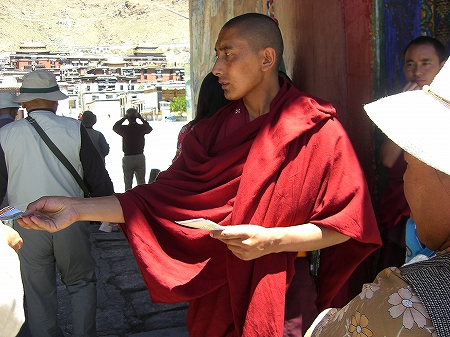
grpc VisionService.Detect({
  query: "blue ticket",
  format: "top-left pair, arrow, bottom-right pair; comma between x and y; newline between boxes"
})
0,206 -> 24,220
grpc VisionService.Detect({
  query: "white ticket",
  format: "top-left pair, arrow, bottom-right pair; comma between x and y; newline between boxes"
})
175,218 -> 224,231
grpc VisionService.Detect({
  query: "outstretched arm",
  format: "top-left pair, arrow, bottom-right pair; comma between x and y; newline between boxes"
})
17,195 -> 124,233
210,223 -> 349,261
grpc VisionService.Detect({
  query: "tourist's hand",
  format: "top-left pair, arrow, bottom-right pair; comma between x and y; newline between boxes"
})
210,224 -> 274,260
1,225 -> 23,253
17,196 -> 82,233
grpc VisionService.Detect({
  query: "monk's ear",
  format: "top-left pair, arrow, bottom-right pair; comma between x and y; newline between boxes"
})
261,47 -> 276,72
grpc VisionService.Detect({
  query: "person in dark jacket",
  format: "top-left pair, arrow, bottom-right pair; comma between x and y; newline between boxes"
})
81,110 -> 110,163
113,108 -> 152,190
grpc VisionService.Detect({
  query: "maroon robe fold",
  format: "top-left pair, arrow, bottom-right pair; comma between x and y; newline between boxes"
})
116,81 -> 381,336
378,153 -> 410,230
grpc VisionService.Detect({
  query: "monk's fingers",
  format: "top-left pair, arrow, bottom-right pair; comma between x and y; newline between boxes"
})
210,224 -> 261,240
17,215 -> 56,232
226,242 -> 266,261
17,217 -> 42,230
22,197 -> 52,217
222,236 -> 265,251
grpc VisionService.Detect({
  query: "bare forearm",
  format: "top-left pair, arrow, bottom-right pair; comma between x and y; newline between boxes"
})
264,223 -> 349,254
212,223 -> 350,261
19,195 -> 125,233
71,195 -> 124,223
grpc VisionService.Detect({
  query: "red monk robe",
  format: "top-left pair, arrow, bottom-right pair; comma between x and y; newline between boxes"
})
116,80 -> 381,337
378,154 -> 410,230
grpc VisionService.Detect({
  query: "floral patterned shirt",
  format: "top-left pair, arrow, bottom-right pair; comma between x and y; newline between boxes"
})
309,267 -> 436,336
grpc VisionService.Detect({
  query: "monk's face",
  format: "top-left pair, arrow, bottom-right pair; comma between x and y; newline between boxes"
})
403,153 -> 450,251
212,26 -> 265,101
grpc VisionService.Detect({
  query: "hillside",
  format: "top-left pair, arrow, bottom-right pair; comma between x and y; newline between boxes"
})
0,0 -> 190,53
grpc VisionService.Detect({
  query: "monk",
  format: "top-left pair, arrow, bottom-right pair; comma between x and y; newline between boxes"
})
18,13 -> 381,337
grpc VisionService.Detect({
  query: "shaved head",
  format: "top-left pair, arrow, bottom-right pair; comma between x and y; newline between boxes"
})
222,13 -> 284,69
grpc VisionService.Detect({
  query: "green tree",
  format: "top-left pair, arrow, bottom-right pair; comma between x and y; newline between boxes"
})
170,96 -> 186,114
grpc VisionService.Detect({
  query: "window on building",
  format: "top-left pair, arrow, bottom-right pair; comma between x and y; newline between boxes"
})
68,99 -> 76,109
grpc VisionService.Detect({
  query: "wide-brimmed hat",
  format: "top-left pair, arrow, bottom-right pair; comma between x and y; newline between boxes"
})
0,91 -> 20,109
14,70 -> 68,103
364,58 -> 450,175
81,110 -> 97,127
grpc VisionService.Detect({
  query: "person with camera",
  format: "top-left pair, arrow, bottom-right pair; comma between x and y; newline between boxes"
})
113,108 -> 153,190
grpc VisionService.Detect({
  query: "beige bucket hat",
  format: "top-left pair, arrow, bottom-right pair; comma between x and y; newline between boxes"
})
15,70 -> 68,103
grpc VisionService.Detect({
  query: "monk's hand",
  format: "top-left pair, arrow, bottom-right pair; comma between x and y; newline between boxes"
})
210,224 -> 274,260
17,196 -> 81,233
1,225 -> 23,253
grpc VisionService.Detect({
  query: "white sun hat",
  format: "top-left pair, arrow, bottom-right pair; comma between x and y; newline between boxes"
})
364,58 -> 450,175
14,70 -> 68,103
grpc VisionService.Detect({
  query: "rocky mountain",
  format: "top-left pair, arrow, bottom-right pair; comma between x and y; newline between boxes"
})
0,0 -> 190,53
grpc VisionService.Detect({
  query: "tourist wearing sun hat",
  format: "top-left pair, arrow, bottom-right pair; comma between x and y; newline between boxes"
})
13,69 -> 68,103
305,59 -> 450,337
0,91 -> 20,128
0,69 -> 114,337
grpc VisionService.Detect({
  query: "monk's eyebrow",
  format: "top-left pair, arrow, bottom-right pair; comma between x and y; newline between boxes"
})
215,45 -> 233,52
